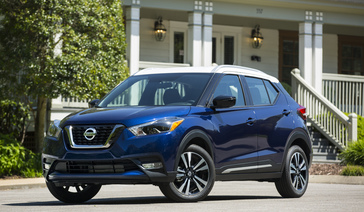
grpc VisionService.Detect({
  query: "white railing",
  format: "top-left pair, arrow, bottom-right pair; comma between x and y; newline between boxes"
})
61,96 -> 89,108
52,96 -> 89,109
291,69 -> 357,150
322,73 -> 364,117
139,61 -> 190,69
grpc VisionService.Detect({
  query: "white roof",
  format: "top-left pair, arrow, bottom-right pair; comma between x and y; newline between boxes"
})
133,65 -> 279,83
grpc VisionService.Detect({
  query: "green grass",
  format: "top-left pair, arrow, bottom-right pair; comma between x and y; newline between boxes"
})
341,165 -> 364,176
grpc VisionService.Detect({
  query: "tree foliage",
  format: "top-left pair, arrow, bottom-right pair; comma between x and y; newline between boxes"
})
0,0 -> 128,152
0,0 -> 128,100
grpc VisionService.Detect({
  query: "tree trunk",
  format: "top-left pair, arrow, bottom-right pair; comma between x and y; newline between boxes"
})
34,96 -> 47,153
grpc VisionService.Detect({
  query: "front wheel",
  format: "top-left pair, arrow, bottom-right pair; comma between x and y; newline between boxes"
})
275,145 -> 309,198
46,182 -> 101,203
159,144 -> 215,202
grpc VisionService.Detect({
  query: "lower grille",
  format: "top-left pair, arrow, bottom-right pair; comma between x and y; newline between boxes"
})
54,160 -> 139,174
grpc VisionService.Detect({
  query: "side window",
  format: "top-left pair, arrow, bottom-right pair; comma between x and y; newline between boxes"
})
245,77 -> 270,105
264,80 -> 279,103
213,75 -> 245,107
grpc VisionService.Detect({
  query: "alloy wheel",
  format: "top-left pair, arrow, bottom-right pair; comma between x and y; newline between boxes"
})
289,152 -> 308,191
173,151 -> 210,196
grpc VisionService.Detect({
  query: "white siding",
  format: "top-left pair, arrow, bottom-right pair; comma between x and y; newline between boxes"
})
241,28 -> 279,78
139,21 -> 280,77
140,18 -> 170,63
323,34 -> 338,74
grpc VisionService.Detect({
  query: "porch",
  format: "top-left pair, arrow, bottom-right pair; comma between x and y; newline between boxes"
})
47,0 -> 364,162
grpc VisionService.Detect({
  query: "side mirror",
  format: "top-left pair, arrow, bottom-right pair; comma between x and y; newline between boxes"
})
212,96 -> 236,109
88,99 -> 100,108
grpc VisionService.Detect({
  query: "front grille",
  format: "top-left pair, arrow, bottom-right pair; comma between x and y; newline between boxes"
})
65,124 -> 125,149
54,160 -> 138,174
73,125 -> 114,146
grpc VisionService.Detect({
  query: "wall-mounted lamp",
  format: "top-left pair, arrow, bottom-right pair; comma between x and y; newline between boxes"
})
251,25 -> 263,49
154,17 -> 167,41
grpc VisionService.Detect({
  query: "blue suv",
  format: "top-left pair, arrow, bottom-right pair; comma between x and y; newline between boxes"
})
43,65 -> 312,203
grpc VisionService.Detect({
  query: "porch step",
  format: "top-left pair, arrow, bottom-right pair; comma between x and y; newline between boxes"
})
308,126 -> 341,164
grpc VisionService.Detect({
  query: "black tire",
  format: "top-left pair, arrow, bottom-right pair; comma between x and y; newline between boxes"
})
275,145 -> 309,198
159,144 -> 215,202
46,182 -> 101,203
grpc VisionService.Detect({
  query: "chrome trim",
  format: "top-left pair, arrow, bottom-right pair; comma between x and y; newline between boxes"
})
84,127 -> 97,140
65,125 -> 124,149
222,164 -> 272,174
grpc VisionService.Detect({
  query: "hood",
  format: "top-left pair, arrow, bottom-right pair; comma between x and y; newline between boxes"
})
60,106 -> 191,127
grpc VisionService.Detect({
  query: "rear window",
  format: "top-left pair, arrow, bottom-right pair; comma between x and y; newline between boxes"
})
264,80 -> 279,104
245,77 -> 279,105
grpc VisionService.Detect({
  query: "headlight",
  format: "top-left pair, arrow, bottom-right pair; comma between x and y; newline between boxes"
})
47,120 -> 62,138
128,117 -> 184,137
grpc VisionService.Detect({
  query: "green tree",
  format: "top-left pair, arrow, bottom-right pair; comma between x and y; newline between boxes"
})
0,0 -> 128,152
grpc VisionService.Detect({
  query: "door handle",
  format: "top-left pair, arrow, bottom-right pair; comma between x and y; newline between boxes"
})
282,109 -> 291,116
246,117 -> 256,126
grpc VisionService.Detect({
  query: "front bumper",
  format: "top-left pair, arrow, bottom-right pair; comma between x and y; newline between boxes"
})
42,120 -> 186,186
42,153 -> 176,186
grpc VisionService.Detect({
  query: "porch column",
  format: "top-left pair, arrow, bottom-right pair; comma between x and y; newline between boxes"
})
312,12 -> 323,94
187,1 -> 203,66
125,0 -> 140,75
299,11 -> 313,86
202,2 -> 213,66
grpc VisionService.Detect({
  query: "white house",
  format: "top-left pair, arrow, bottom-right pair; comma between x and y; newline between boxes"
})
50,0 -> 364,162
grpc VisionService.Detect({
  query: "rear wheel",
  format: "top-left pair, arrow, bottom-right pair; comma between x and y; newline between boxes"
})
275,145 -> 309,198
46,182 -> 101,203
159,144 -> 215,202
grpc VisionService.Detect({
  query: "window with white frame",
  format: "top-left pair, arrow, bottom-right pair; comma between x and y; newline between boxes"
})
174,32 -> 184,63
169,21 -> 188,64
212,29 -> 239,65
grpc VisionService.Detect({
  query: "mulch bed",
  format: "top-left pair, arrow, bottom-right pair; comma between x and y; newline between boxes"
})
309,163 -> 345,175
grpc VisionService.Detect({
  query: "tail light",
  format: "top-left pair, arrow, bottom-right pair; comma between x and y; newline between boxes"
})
297,105 -> 307,120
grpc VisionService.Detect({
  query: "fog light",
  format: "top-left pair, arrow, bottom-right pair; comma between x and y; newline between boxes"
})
142,162 -> 163,170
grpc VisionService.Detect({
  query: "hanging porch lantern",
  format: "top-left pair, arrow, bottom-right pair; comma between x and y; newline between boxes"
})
251,25 -> 264,49
154,17 -> 167,41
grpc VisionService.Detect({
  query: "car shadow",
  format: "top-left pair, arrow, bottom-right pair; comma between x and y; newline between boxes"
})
5,195 -> 281,206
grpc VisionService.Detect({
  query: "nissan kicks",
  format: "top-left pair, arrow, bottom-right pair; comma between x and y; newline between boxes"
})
43,65 -> 312,203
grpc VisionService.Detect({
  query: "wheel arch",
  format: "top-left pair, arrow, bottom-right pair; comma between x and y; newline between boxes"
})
174,129 -> 214,170
280,128 -> 312,173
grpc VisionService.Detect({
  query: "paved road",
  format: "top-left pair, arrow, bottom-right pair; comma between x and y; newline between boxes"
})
1,181 -> 363,212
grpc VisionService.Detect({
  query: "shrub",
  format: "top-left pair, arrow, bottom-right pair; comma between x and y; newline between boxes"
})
281,82 -> 292,96
0,100 -> 30,142
339,139 -> 364,166
357,114 -> 364,140
339,115 -> 364,176
341,165 -> 364,176
0,134 -> 42,178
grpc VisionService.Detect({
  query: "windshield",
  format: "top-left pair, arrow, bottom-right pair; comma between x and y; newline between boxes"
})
98,73 -> 212,107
